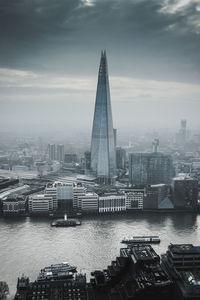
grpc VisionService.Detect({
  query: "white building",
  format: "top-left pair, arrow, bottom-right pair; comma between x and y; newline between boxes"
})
78,192 -> 98,212
99,195 -> 126,213
73,185 -> 87,209
28,195 -> 53,215
126,189 -> 144,210
44,181 -> 73,212
45,183 -> 57,211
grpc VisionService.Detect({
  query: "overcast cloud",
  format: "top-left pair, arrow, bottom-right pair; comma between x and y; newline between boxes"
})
0,0 -> 200,134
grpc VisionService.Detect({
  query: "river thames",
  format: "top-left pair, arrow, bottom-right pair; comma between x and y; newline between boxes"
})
1,212 -> 200,298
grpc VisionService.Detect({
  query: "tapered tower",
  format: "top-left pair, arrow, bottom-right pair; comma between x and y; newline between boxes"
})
90,51 -> 116,183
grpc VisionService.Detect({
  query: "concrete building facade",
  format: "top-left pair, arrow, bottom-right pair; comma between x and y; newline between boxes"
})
99,195 -> 126,213
78,192 -> 99,212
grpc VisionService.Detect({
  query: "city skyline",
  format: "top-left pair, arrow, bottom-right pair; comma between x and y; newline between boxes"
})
1,2 -> 200,298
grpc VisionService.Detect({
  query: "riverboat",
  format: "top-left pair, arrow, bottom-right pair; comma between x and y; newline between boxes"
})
38,262 -> 77,281
51,213 -> 81,227
121,235 -> 160,244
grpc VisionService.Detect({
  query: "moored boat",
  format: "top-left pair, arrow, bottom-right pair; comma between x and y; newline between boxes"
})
38,262 -> 77,281
121,235 -> 160,244
51,213 -> 81,227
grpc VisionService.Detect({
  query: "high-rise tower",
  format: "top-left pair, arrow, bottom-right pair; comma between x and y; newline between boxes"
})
90,51 -> 116,183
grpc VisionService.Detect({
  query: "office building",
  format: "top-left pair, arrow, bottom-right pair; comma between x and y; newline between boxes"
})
56,182 -> 73,213
15,243 -> 200,300
90,51 -> 116,183
176,119 -> 187,145
77,192 -> 98,212
64,153 -> 78,164
116,147 -> 126,169
28,195 -> 53,215
45,182 -> 58,211
152,138 -> 159,153
44,181 -> 88,213
45,181 -> 73,213
172,175 -> 198,209
144,184 -> 173,210
129,152 -> 174,186
126,189 -> 144,210
84,151 -> 91,174
56,144 -> 64,162
2,195 -> 27,216
162,244 -> 200,299
48,144 -> 56,161
99,194 -> 126,213
73,185 -> 87,210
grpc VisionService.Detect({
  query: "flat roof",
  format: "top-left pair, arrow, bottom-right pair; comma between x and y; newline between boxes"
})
30,194 -> 45,199
0,185 -> 30,199
169,244 -> 200,254
131,245 -> 159,261
76,175 -> 97,181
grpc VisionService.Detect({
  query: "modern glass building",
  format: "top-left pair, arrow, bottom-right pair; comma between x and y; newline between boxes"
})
129,152 -> 174,186
90,51 -> 116,183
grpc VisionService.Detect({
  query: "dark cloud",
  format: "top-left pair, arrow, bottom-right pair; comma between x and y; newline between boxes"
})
0,0 -> 200,82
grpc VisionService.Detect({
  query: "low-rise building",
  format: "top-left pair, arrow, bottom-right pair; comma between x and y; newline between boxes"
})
28,195 -> 53,215
2,195 -> 27,216
99,194 -> 126,213
126,189 -> 144,210
73,185 -> 87,210
144,184 -> 173,210
172,174 -> 198,209
45,182 -> 57,211
45,181 -> 87,213
78,192 -> 98,213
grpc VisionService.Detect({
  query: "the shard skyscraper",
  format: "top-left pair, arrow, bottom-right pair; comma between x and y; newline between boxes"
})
90,51 -> 116,183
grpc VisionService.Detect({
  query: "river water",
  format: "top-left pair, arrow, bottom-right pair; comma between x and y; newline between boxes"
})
0,212 -> 200,298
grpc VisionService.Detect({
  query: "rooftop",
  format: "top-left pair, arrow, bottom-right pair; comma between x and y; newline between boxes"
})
180,270 -> 200,286
3,194 -> 25,202
131,245 -> 160,262
99,194 -> 126,200
30,194 -> 45,199
173,173 -> 195,181
169,244 -> 200,254
0,185 -> 30,200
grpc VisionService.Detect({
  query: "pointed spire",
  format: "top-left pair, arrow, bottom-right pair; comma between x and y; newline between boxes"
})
91,51 -> 116,181
100,50 -> 107,59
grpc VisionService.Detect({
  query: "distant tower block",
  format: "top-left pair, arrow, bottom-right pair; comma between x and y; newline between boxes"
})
57,144 -> 64,162
90,51 -> 116,183
181,119 -> 187,130
180,119 -> 187,144
152,139 -> 159,153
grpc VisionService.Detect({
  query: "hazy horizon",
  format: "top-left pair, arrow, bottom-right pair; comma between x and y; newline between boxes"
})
1,0 -> 200,134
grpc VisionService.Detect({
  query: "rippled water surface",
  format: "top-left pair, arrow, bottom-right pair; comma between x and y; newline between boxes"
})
0,212 -> 200,297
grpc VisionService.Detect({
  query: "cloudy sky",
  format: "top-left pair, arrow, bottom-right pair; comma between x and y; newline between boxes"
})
1,0 -> 200,134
